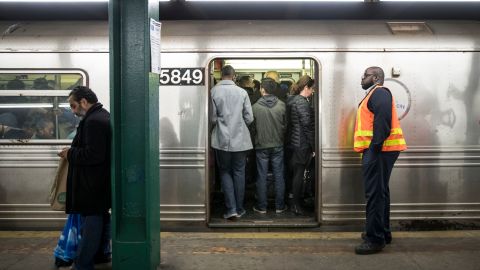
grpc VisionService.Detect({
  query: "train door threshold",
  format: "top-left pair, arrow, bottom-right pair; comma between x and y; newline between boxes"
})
208,206 -> 318,228
208,218 -> 318,228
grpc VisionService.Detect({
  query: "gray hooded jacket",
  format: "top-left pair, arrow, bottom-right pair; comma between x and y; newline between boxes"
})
252,94 -> 287,149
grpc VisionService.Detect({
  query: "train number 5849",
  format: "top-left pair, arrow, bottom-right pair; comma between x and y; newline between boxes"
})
159,68 -> 204,86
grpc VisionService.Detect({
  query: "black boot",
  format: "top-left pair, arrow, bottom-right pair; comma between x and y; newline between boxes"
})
355,241 -> 385,255
291,203 -> 305,216
361,232 -> 392,244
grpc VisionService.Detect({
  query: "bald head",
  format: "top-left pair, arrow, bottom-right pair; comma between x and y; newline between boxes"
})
366,66 -> 385,85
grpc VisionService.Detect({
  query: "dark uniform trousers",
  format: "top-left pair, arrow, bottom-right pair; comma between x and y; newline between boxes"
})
362,148 -> 400,244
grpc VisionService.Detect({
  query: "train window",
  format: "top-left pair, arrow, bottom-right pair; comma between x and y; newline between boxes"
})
208,58 -> 318,226
0,71 -> 85,141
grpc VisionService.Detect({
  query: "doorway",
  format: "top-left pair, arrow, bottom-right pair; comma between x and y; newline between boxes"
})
207,57 -> 319,227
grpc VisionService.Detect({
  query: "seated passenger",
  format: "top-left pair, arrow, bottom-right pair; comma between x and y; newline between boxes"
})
0,112 -> 29,139
7,79 -> 25,90
264,71 -> 288,103
32,119 -> 55,139
33,78 -> 53,90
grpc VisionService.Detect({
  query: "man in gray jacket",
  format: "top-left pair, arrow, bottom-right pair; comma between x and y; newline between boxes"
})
211,65 -> 254,219
252,78 -> 288,214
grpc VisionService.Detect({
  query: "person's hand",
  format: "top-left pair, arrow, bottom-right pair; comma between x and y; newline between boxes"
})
312,152 -> 315,158
57,147 -> 70,159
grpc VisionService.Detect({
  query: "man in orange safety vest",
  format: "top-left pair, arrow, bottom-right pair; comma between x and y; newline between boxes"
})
354,66 -> 407,255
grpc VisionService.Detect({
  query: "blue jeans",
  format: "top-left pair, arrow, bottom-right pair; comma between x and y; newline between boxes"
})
215,149 -> 247,216
74,212 -> 111,270
255,147 -> 285,210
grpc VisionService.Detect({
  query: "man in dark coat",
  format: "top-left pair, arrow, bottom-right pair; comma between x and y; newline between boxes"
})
58,86 -> 111,270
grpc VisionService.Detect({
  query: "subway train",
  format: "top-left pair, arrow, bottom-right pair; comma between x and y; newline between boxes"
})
0,20 -> 479,230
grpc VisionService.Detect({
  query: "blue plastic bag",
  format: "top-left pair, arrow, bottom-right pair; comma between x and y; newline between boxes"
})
53,214 -> 82,265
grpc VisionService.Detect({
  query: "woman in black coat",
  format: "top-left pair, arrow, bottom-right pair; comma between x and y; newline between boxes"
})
286,75 -> 315,215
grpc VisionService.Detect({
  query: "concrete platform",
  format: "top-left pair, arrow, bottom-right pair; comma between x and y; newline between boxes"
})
1,230 -> 479,270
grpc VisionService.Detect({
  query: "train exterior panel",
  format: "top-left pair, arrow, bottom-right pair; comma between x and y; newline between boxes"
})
0,20 -> 479,229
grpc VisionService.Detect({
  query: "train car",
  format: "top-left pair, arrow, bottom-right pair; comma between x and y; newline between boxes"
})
0,20 -> 479,229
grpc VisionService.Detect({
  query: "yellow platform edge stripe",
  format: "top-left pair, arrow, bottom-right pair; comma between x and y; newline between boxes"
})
1,230 -> 480,239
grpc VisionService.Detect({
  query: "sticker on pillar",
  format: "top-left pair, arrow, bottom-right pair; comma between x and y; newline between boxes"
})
150,18 -> 161,74
159,68 -> 205,86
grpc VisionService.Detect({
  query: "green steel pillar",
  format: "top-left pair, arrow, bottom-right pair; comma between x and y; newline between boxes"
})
109,0 -> 160,269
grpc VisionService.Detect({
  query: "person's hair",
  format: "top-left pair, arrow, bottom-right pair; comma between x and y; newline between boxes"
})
261,78 -> 277,94
367,66 -> 385,84
291,75 -> 314,95
264,71 -> 280,83
238,75 -> 253,88
69,86 -> 98,104
253,79 -> 260,91
221,65 -> 236,78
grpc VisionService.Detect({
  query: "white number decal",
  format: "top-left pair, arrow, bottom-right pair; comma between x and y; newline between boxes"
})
159,68 -> 204,85
170,69 -> 181,84
159,69 -> 170,84
192,69 -> 203,84
181,69 -> 192,84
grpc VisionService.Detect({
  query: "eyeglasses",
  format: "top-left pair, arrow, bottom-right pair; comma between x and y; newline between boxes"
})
362,73 -> 375,80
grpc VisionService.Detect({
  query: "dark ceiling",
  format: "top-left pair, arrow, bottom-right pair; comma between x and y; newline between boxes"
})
0,1 -> 479,21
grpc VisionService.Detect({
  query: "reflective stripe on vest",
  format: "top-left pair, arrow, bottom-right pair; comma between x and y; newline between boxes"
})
353,85 -> 407,153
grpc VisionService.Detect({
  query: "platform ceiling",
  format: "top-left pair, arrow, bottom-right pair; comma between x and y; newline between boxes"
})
0,1 -> 479,21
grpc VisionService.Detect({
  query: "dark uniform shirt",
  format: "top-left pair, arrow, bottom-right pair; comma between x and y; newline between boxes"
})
366,87 -> 392,153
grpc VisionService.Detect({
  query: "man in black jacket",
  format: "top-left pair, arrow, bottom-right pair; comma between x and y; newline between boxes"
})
58,86 -> 111,270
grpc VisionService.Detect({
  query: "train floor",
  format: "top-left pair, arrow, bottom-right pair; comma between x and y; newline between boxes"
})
209,177 -> 317,227
1,230 -> 479,270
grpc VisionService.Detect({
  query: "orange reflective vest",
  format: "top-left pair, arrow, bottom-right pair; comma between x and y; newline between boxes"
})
353,85 -> 407,153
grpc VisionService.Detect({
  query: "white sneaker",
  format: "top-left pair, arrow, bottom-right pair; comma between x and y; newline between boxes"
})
223,212 -> 237,219
276,205 -> 288,214
236,209 -> 246,218
253,206 -> 267,214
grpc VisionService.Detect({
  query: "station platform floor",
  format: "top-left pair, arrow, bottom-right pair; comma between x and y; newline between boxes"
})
0,230 -> 479,270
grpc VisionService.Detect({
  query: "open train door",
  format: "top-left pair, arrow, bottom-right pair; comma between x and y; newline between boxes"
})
207,57 -> 320,228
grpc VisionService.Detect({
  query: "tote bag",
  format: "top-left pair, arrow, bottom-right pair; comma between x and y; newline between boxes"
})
49,158 -> 68,211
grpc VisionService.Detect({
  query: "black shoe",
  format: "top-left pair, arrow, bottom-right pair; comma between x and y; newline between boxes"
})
94,256 -> 112,264
291,204 -> 305,216
361,232 -> 392,244
54,257 -> 73,268
355,241 -> 385,255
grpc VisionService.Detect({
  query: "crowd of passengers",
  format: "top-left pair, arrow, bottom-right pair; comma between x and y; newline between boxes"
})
0,78 -> 80,140
211,65 -> 315,219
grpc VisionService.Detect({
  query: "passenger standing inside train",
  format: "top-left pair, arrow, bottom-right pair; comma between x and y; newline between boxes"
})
58,86 -> 111,270
238,75 -> 261,105
238,75 -> 260,186
286,75 -> 315,216
354,67 -> 407,255
265,71 -> 288,103
211,65 -> 254,219
252,78 -> 288,214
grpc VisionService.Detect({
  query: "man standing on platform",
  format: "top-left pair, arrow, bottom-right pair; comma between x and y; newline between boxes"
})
211,65 -> 254,219
58,86 -> 111,269
353,67 -> 407,255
